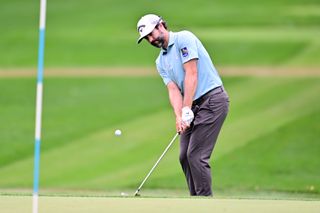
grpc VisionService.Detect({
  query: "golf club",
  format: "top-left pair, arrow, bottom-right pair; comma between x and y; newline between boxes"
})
134,132 -> 179,197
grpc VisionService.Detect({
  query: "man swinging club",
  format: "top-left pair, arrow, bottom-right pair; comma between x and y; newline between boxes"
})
136,14 -> 229,196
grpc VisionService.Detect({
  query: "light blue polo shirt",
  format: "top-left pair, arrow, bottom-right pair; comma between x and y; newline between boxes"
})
156,31 -> 222,100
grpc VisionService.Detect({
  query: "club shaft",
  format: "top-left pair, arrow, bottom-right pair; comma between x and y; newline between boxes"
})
135,133 -> 179,194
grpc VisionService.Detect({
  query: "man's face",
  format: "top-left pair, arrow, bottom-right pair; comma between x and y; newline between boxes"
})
145,27 -> 165,48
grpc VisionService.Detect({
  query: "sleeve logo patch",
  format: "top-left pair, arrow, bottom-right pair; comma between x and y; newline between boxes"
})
181,47 -> 189,57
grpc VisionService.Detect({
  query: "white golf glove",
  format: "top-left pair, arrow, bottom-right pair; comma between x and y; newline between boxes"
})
181,106 -> 194,126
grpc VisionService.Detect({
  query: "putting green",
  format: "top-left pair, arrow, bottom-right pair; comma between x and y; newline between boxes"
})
1,196 -> 319,213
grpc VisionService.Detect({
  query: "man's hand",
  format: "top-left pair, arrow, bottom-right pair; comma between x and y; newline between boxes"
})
181,106 -> 194,127
176,106 -> 194,134
175,116 -> 183,133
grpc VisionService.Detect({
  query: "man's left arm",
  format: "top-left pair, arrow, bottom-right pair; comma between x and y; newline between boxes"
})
183,59 -> 198,108
178,31 -> 199,128
181,59 -> 198,128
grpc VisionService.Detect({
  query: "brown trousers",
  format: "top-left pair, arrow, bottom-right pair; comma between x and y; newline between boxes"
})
179,86 -> 229,196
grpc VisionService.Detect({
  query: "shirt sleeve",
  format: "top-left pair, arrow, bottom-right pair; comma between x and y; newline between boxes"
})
177,31 -> 199,64
156,61 -> 172,85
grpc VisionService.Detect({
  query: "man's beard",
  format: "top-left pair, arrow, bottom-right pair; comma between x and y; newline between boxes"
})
151,35 -> 165,48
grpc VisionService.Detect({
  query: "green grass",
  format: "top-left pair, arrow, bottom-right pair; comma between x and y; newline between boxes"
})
2,196 -> 320,213
0,0 -> 319,67
1,0 -> 319,202
0,76 -> 319,199
215,110 -> 320,194
0,77 -> 168,166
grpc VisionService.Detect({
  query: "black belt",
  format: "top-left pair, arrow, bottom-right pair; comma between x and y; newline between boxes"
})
192,86 -> 223,106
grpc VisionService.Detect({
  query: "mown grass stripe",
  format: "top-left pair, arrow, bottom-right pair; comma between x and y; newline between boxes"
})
216,82 -> 320,159
0,77 -> 319,198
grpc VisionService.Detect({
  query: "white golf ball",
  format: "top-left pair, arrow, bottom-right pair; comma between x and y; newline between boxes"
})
115,129 -> 122,136
120,192 -> 128,196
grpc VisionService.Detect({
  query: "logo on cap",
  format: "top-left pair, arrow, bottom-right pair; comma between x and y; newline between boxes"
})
138,25 -> 146,33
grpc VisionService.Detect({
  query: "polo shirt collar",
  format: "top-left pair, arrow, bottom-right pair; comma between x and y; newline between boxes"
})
161,31 -> 175,55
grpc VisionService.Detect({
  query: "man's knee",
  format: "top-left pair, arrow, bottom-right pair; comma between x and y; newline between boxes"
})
186,149 -> 199,165
179,152 -> 188,165
187,148 -> 210,168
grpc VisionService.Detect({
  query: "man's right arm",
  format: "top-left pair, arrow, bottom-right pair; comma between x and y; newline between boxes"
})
167,82 -> 183,133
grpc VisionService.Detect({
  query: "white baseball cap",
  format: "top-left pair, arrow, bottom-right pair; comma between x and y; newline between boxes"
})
137,14 -> 162,44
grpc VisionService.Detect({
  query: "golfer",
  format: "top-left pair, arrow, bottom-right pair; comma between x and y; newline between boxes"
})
136,14 -> 229,196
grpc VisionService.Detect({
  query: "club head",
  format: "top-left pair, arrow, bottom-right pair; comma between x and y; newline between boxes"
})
134,190 -> 141,197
